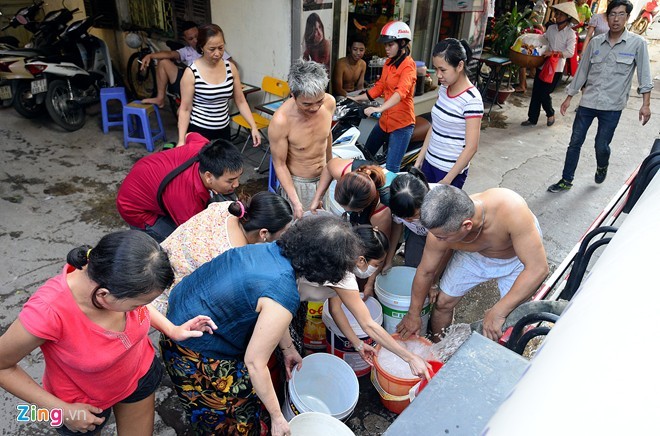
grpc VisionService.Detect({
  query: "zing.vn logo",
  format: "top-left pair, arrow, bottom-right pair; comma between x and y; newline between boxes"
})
16,404 -> 83,428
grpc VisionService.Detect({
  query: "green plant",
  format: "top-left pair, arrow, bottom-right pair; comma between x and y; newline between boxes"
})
491,5 -> 534,57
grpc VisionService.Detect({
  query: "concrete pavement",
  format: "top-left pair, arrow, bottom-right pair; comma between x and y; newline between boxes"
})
0,39 -> 658,435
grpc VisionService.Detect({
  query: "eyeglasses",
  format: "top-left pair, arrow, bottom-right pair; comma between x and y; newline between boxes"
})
607,12 -> 627,18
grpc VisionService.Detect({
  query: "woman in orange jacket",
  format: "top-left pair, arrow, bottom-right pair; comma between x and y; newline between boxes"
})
351,21 -> 417,172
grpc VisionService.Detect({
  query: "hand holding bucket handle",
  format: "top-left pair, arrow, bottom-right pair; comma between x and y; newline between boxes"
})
408,354 -> 432,381
409,360 -> 444,401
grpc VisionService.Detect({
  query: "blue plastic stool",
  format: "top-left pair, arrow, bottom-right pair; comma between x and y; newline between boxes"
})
122,101 -> 166,152
100,87 -> 127,133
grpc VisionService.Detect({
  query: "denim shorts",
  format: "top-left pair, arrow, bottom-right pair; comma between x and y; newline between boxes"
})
56,355 -> 163,435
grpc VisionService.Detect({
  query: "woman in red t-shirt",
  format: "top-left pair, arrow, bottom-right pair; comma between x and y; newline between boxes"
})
351,21 -> 417,172
0,231 -> 215,435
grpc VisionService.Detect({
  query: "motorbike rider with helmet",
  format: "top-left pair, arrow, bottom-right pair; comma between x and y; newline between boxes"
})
350,21 -> 417,173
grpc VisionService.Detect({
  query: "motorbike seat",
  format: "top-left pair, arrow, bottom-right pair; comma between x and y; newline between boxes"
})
411,112 -> 432,143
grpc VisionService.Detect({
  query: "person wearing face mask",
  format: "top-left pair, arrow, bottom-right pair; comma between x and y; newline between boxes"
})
297,224 -> 431,374
151,192 -> 294,315
162,216 -> 431,435
384,168 -> 437,271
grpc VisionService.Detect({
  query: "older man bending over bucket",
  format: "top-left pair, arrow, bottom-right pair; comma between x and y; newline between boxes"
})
397,185 -> 549,341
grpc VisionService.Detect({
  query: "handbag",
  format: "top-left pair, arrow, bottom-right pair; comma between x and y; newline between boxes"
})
538,53 -> 561,83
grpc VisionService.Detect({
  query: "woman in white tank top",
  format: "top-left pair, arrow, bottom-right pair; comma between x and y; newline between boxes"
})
177,24 -> 261,146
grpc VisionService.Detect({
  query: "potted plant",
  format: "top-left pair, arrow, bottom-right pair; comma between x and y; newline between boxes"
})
491,5 -> 534,57
487,5 -> 534,102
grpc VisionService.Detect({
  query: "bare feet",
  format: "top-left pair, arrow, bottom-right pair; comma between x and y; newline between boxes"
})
142,97 -> 165,108
514,87 -> 526,93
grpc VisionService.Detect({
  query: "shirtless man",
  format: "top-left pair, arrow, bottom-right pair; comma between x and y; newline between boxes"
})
396,185 -> 549,341
332,37 -> 367,97
270,59 -> 335,219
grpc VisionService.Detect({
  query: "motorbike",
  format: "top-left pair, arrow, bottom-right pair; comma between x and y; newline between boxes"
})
22,16 -> 121,131
630,0 -> 659,34
0,2 -> 79,113
331,97 -> 431,171
0,1 -> 44,107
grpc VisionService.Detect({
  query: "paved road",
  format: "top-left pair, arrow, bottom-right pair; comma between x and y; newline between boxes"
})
0,40 -> 658,435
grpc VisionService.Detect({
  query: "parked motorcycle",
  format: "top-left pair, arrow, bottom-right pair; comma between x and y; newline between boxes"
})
0,2 -> 79,113
0,1 -> 44,107
631,0 -> 659,34
23,16 -> 122,131
1,1 -> 44,36
331,97 -> 431,171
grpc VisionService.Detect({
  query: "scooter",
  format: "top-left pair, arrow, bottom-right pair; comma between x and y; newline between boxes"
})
0,3 -> 79,113
0,1 -> 44,107
331,97 -> 431,171
630,0 -> 659,34
23,16 -> 120,131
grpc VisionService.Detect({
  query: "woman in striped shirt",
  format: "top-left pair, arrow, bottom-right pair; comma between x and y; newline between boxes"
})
177,24 -> 261,147
415,39 -> 483,189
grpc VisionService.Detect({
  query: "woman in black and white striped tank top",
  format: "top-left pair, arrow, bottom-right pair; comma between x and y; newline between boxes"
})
177,24 -> 262,147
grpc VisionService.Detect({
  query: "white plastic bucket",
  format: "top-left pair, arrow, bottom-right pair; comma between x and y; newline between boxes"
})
375,266 -> 432,335
289,412 -> 355,435
282,353 -> 359,421
322,296 -> 383,377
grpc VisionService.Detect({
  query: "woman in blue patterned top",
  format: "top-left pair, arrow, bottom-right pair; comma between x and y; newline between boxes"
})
161,216 -> 361,436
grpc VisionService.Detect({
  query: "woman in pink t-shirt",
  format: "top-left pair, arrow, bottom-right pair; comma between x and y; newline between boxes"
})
0,231 -> 215,435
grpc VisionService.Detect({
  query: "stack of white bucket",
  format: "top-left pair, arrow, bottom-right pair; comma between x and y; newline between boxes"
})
282,353 -> 359,422
322,296 -> 383,376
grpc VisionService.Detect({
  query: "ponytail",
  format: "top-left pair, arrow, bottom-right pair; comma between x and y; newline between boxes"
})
67,245 -> 93,270
228,191 -> 293,233
67,231 -> 174,307
355,164 -> 386,189
390,169 -> 430,218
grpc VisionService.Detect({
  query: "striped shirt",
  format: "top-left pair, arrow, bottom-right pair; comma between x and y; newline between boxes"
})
189,60 -> 234,130
426,85 -> 483,173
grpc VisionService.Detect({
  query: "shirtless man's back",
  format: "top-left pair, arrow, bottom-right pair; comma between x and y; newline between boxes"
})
398,186 -> 549,341
269,59 -> 335,219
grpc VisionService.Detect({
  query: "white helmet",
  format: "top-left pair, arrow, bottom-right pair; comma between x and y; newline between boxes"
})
125,33 -> 142,49
377,21 -> 412,44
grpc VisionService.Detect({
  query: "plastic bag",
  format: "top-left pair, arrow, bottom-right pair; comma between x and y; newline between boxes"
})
539,54 -> 560,83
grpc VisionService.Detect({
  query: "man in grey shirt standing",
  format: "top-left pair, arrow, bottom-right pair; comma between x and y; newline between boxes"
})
547,0 -> 652,193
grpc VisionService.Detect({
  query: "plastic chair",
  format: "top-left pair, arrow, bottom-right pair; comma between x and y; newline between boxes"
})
233,76 -> 290,172
122,101 -> 166,152
100,87 -> 127,133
